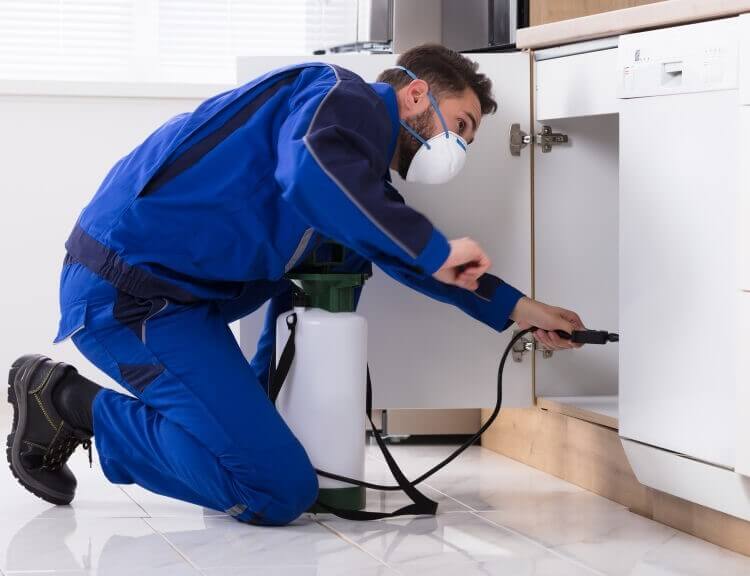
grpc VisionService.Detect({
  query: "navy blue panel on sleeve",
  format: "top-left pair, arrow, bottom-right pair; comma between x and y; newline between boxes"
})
301,65 -> 438,262
474,274 -> 502,302
374,254 -> 526,334
142,71 -> 301,197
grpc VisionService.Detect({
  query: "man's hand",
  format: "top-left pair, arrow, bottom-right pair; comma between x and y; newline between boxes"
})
510,296 -> 586,350
433,237 -> 491,291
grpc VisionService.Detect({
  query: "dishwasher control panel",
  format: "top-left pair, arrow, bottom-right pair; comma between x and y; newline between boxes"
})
618,17 -> 739,98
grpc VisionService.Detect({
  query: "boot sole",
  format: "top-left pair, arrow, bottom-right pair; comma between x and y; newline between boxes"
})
7,355 -> 74,505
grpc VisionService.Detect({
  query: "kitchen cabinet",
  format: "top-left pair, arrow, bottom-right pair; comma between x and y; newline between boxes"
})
528,18 -> 750,525
530,41 -> 620,425
617,16 -> 750,521
238,46 -> 621,412
535,43 -> 618,119
237,13 -> 750,521
618,19 -> 740,467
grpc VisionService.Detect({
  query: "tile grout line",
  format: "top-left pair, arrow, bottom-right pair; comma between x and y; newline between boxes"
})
415,480 -> 481,513
116,485 -> 151,517
314,517 -> 405,575
114,486 -> 229,519
380,447 -> 633,516
142,517 -> 205,574
4,571 -> 102,575
468,510 -> 610,576
365,448 -> 476,512
420,476 -> 626,517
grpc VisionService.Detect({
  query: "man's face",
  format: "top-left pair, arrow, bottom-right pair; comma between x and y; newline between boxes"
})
396,86 -> 482,180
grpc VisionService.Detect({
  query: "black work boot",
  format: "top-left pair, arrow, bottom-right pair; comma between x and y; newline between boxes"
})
7,355 -> 94,505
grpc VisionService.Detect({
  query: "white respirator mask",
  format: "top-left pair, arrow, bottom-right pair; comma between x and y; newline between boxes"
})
395,65 -> 468,185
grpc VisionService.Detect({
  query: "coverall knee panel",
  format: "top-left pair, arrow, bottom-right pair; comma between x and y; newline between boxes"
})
57,263 -> 318,522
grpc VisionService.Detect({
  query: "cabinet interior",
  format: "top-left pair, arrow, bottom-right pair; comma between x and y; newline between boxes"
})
533,113 -> 620,428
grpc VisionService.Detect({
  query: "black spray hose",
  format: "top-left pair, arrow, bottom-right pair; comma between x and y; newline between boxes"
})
315,327 -> 533,490
315,327 -> 619,491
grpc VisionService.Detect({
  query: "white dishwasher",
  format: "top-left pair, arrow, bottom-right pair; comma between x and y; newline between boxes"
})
618,17 -> 741,469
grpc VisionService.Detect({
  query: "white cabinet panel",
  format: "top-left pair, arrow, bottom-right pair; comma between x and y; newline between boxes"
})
735,14 -> 749,104
740,105 -> 750,291
736,294 -> 750,476
623,439 -> 750,522
237,53 -> 532,409
535,48 -> 618,120
619,90 -> 740,468
617,17 -> 739,99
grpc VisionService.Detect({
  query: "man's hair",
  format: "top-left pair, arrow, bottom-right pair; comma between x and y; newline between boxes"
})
376,44 -> 497,115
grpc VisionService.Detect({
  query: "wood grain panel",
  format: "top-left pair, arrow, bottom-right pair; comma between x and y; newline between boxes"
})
530,0 -> 664,26
519,0 -> 750,49
537,396 -> 618,429
481,407 -> 750,556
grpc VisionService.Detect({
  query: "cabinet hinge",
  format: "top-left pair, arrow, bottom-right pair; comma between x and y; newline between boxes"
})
510,124 -> 569,156
511,329 -> 556,362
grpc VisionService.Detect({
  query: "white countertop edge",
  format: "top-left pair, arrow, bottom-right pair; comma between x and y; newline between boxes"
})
0,79 -> 233,100
517,0 -> 750,50
534,36 -> 618,61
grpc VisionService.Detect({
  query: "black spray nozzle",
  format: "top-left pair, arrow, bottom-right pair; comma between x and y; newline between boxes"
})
554,329 -> 619,345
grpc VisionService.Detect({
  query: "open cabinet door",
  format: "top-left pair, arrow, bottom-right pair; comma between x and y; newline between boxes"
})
237,53 -> 532,409
531,49 -> 620,412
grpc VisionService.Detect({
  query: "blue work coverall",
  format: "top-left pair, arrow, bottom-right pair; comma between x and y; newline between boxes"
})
53,63 -> 525,525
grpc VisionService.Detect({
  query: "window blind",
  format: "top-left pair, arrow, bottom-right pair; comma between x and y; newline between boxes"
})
0,0 -> 358,84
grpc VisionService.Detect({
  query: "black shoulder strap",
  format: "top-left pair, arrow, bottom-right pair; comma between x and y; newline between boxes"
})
269,313 -> 297,404
270,312 -> 438,520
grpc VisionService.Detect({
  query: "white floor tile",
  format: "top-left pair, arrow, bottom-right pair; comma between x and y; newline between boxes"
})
627,531 -> 750,576
0,443 -> 148,519
482,472 -> 750,576
3,569 -> 199,576
3,570 -> 198,576
323,456 -> 472,516
371,444 -> 585,511
146,516 -> 383,571
203,565 -> 400,576
0,516 -> 197,574
393,558 -> 600,576
520,504 -> 750,576
318,510 -> 594,573
120,484 -> 227,518
1,441 -> 748,575
475,490 -> 632,548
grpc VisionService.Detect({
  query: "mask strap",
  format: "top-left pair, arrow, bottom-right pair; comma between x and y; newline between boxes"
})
394,65 -> 450,139
399,119 -> 431,150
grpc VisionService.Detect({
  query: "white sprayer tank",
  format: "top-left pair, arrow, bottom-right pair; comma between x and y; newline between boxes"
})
275,305 -> 367,509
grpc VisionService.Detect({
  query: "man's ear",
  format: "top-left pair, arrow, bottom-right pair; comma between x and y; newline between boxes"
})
398,79 -> 431,118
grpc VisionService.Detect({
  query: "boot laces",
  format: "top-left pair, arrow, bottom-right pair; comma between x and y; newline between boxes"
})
43,430 -> 92,471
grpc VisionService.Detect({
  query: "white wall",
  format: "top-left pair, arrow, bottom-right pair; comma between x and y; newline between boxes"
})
0,84 -> 225,401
